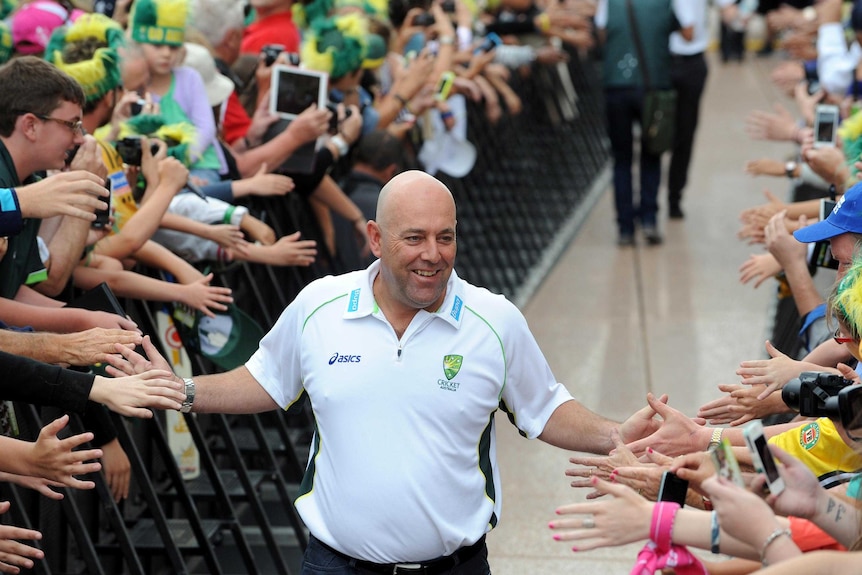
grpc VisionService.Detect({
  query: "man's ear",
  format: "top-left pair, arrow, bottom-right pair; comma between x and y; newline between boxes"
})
368,220 -> 383,258
18,113 -> 40,142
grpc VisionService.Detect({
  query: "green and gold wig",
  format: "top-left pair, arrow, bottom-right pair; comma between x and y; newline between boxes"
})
301,13 -> 369,80
44,14 -> 126,106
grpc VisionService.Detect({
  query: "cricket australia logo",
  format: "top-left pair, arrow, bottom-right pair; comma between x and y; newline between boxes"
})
438,355 -> 463,391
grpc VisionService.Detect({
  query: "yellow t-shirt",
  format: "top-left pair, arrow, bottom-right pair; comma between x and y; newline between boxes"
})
96,139 -> 137,235
769,418 -> 862,480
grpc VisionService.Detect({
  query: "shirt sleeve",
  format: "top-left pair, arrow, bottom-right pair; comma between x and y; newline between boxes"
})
0,188 -> 23,237
671,0 -> 696,27
0,349 -> 94,413
594,0 -> 608,29
176,67 -> 219,162
817,23 -> 860,96
498,307 -> 574,439
246,287 -> 307,410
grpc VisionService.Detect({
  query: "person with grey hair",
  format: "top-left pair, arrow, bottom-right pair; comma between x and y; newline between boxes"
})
189,0 -> 245,53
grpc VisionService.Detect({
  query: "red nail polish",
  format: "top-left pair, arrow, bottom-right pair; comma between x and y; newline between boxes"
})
647,447 -> 653,454
572,547 -> 578,552
553,534 -> 561,541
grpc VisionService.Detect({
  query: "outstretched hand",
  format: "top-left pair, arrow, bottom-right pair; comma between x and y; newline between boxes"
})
567,429 -> 640,490
103,335 -> 173,377
624,393 -> 707,457
0,501 -> 43,574
27,415 -> 102,490
90,370 -> 184,417
617,393 -> 669,447
549,477 -> 653,551
736,340 -> 803,399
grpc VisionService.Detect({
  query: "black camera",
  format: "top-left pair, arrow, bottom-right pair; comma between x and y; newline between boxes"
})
782,372 -> 852,417
783,371 -> 862,441
441,0 -> 455,12
413,12 -> 435,26
116,136 -> 161,166
325,102 -> 353,134
129,98 -> 146,116
261,44 -> 285,67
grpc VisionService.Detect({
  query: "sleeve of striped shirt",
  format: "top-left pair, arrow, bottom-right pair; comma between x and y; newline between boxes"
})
0,187 -> 22,237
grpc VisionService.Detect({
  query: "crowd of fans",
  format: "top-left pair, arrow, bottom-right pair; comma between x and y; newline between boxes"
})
552,1 -> 862,574
0,0 -> 598,570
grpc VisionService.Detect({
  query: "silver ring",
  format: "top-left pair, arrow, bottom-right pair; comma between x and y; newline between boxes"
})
582,516 -> 595,529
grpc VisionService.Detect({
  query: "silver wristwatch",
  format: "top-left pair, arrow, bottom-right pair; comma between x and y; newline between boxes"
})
181,377 -> 195,413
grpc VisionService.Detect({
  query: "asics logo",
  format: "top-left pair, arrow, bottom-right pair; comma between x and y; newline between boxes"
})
329,352 -> 361,365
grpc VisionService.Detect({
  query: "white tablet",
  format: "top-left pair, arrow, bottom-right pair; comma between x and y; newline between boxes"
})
269,65 -> 328,121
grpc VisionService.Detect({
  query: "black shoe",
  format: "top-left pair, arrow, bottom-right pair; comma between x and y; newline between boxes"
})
617,233 -> 635,247
642,226 -> 663,245
669,203 -> 684,219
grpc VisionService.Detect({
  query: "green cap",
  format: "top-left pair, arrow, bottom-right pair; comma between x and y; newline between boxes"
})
173,303 -> 264,371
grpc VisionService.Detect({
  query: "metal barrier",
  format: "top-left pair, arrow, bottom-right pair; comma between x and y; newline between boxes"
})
11,46 -> 610,574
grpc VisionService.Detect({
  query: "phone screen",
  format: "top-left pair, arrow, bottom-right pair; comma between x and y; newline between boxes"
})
657,471 -> 688,507
816,110 -> 838,144
753,433 -> 781,483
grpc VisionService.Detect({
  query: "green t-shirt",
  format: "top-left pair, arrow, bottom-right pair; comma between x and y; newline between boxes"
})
0,140 -> 45,300
602,0 -> 677,89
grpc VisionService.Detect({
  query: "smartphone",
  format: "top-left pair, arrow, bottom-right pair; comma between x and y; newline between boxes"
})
657,470 -> 689,507
709,437 -> 745,487
435,71 -> 455,102
808,241 -> 840,270
475,32 -> 502,54
814,104 -> 840,148
743,421 -> 785,495
92,178 -> 111,229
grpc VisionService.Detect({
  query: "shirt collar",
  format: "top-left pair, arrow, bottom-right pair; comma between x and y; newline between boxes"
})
343,260 -> 466,329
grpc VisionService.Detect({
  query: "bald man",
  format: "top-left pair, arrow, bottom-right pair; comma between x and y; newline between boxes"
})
110,170 -> 662,574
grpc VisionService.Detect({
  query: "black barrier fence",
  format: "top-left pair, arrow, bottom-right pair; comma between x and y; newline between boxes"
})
13,46 -> 610,575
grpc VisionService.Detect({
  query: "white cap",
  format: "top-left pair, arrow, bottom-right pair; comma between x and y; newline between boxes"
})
182,43 -> 234,107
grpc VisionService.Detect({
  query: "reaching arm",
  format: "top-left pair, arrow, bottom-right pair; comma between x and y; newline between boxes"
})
105,335 -> 280,414
538,399 -> 621,454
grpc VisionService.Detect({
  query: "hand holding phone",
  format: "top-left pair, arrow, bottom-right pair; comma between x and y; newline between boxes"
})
743,421 -> 785,495
92,178 -> 111,229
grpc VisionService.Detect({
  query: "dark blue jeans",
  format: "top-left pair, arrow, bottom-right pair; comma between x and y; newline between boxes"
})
604,86 -> 662,235
300,536 -> 491,575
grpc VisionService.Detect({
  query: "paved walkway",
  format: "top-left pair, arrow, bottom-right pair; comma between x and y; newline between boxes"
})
487,51 -> 795,573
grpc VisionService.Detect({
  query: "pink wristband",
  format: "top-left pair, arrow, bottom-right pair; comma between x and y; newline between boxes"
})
650,502 -> 681,551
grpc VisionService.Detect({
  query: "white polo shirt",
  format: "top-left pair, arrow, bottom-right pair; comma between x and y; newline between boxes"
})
246,260 -> 573,563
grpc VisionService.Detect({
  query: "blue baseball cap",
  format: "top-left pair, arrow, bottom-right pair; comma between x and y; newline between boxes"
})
793,181 -> 862,243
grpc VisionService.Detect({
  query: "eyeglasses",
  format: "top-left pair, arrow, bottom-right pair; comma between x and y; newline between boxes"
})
834,327 -> 856,345
34,114 -> 84,136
